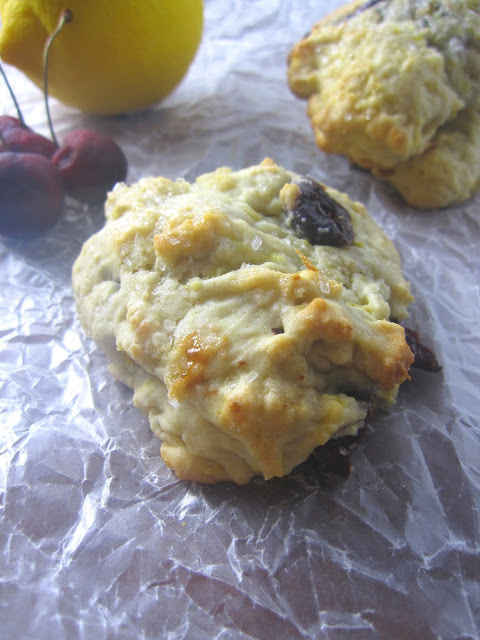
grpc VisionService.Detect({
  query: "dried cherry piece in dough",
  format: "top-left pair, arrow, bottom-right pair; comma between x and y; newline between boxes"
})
283,176 -> 354,247
311,441 -> 353,478
308,427 -> 367,479
404,327 -> 441,372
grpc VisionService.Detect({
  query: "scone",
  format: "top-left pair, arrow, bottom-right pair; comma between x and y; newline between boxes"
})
72,159 -> 414,485
287,0 -> 480,209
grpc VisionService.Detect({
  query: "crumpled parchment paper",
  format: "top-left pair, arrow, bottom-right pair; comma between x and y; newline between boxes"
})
1,1 -> 479,638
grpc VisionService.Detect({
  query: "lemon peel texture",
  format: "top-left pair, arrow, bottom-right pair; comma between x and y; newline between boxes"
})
0,0 -> 203,115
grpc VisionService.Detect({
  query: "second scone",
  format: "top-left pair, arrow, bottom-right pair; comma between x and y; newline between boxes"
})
287,0 -> 480,209
72,159 -> 414,485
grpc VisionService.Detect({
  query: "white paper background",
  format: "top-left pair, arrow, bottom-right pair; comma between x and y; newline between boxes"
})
1,1 -> 479,638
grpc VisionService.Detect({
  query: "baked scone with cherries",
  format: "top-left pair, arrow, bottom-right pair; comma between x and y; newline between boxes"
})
72,159 -> 414,485
287,0 -> 480,209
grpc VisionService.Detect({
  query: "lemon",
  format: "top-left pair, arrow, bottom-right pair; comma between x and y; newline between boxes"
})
0,0 -> 203,115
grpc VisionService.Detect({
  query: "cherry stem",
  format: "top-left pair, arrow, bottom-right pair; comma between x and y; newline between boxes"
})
43,8 -> 74,148
0,62 -> 27,128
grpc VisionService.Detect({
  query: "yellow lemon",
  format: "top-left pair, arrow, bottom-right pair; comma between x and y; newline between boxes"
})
0,0 -> 203,115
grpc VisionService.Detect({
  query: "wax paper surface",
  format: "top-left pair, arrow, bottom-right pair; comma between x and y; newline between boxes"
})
1,1 -> 479,638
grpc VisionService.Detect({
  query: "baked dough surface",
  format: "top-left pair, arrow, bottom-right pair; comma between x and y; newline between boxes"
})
287,0 -> 480,209
73,159 -> 414,484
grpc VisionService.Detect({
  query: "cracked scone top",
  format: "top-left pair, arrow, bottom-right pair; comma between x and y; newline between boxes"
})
72,159 -> 414,485
287,0 -> 480,209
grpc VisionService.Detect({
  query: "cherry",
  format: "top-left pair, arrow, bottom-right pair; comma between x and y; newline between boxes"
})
0,65 -> 62,233
52,128 -> 127,203
0,152 -> 65,234
0,126 -> 57,157
0,115 -> 20,148
0,115 -> 22,133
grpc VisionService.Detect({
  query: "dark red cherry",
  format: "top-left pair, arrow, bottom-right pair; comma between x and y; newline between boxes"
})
0,126 -> 57,157
52,128 -> 128,204
0,115 -> 22,134
0,152 -> 65,234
